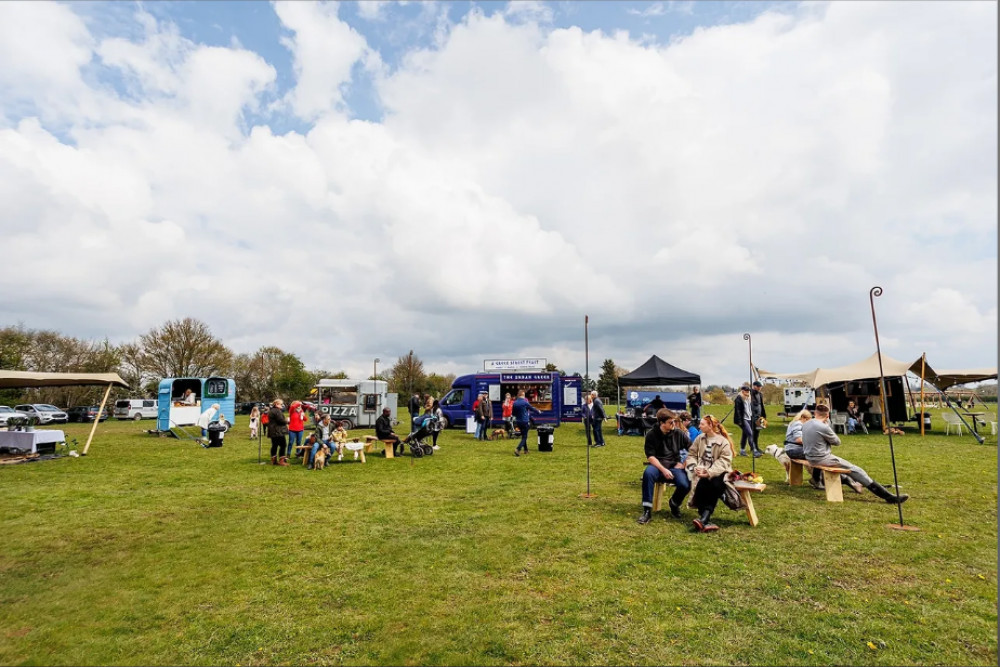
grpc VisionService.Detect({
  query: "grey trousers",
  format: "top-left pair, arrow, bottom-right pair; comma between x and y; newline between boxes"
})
808,454 -> 873,486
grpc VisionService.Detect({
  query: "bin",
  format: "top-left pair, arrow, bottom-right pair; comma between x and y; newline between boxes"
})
537,424 -> 554,452
206,420 -> 228,448
466,417 -> 477,434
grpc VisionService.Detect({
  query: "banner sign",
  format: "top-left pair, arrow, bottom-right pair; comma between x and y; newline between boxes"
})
500,373 -> 553,383
485,358 -> 546,371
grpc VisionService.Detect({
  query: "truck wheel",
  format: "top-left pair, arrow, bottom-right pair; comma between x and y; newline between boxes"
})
439,416 -> 450,430
133,413 -> 142,421
340,420 -> 354,430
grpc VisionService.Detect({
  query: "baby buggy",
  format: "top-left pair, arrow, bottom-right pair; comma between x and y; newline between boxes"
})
403,413 -> 438,458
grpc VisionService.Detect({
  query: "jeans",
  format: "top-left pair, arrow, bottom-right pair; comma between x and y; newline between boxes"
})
641,464 -> 690,508
739,420 -> 758,452
286,429 -> 303,457
691,405 -> 701,421
846,417 -> 858,434
593,419 -> 605,446
516,421 -> 530,452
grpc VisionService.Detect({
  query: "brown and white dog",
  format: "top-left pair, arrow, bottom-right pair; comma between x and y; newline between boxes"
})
314,444 -> 331,470
491,429 -> 508,440
764,444 -> 790,482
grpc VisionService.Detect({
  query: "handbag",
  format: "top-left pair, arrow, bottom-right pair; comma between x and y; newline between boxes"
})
721,476 -> 746,511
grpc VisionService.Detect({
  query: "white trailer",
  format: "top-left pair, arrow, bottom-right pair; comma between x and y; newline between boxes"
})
313,379 -> 397,429
784,386 -> 816,414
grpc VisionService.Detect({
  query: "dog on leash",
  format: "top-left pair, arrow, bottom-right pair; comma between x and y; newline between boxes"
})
314,444 -> 331,470
491,428 -> 508,441
764,444 -> 790,482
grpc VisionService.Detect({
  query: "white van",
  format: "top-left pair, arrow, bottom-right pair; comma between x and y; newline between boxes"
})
115,398 -> 158,420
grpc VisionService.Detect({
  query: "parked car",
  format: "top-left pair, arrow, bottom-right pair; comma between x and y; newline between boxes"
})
238,401 -> 269,415
14,404 -> 69,424
114,398 -> 158,420
0,405 -> 31,427
66,405 -> 110,423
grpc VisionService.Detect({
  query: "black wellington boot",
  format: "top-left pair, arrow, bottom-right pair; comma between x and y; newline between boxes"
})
637,508 -> 652,525
692,509 -> 711,532
867,481 -> 909,504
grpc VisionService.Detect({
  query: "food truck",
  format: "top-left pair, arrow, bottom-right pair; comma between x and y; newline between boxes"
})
439,372 -> 584,429
157,377 -> 236,433
313,379 -> 397,429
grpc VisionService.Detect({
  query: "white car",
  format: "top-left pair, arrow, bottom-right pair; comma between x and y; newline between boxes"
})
0,405 -> 30,427
14,404 -> 69,424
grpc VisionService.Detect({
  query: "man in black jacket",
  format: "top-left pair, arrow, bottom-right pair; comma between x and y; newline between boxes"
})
267,399 -> 289,466
637,409 -> 690,524
751,381 -> 767,452
734,385 -> 763,457
687,387 -> 703,421
408,393 -> 421,425
376,407 -> 403,456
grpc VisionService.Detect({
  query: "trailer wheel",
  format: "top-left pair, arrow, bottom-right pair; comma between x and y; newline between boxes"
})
439,416 -> 450,430
340,419 -> 354,430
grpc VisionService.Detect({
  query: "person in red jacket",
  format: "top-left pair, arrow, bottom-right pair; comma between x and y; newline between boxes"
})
286,400 -> 307,459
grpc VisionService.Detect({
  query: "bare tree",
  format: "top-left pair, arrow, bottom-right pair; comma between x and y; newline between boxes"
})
137,318 -> 233,379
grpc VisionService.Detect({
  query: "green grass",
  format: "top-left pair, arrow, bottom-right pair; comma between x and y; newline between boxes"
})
0,406 -> 996,666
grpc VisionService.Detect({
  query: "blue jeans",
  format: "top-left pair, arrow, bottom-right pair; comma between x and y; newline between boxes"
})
516,421 -> 530,452
641,464 -> 690,508
286,429 -> 303,457
308,438 -> 332,465
593,419 -> 605,446
739,420 -> 757,452
847,417 -> 858,434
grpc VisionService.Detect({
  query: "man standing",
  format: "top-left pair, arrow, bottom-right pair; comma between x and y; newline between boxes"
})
687,386 -> 703,421
803,405 -> 908,503
591,390 -> 606,447
266,399 -> 289,466
408,393 -> 421,425
476,393 -> 492,441
751,381 -> 767,450
512,389 -> 540,457
733,385 -> 761,457
637,409 -> 690,524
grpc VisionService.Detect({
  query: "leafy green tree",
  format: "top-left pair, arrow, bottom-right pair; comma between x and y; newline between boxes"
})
596,359 -> 621,399
389,350 -> 426,399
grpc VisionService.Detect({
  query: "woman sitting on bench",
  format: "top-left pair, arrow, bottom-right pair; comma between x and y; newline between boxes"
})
684,415 -> 735,533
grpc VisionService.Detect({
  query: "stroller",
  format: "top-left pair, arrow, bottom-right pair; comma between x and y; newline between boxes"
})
402,413 -> 438,458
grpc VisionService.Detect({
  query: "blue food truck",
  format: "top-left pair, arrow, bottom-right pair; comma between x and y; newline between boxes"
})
439,372 -> 584,429
157,377 -> 236,434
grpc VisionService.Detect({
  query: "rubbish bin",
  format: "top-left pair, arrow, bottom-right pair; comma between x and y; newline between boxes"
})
206,419 -> 228,448
537,424 -> 554,452
918,412 -> 931,429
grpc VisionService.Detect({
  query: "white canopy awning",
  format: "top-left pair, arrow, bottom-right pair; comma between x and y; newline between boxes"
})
0,370 -> 129,389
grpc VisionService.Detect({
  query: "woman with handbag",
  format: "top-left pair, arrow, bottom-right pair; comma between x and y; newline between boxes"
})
685,414 -> 735,533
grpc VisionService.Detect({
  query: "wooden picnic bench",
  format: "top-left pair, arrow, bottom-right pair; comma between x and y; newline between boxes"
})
365,435 -> 398,458
652,479 -> 767,527
788,458 -> 852,503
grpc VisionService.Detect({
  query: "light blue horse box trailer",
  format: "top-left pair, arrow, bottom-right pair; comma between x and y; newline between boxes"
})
157,377 -> 236,431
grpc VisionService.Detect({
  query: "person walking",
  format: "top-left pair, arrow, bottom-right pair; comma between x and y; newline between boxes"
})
267,399 -> 289,466
582,393 -> 595,447
733,385 -> 761,457
248,405 -> 260,439
512,389 -> 540,457
590,390 -> 607,447
687,386 -> 703,421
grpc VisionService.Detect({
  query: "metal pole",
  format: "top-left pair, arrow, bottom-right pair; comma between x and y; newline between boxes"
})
582,315 -> 595,499
374,358 -> 381,419
744,333 -> 755,474
870,287 -> 907,528
919,354 -> 926,437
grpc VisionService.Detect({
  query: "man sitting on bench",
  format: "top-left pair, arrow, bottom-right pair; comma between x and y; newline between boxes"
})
637,409 -> 690,525
803,405 -> 908,504
375,407 -> 403,457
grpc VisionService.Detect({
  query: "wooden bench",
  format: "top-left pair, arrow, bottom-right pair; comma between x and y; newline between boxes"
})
788,458 -> 852,502
652,479 -> 766,527
294,444 -> 311,467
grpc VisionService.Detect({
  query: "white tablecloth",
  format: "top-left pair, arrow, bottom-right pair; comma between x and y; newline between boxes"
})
0,429 -> 66,453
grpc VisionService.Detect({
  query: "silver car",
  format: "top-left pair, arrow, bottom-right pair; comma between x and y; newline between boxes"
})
0,405 -> 30,427
14,404 -> 69,424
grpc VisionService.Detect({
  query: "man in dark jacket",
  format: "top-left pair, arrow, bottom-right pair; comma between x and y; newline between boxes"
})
751,381 -> 767,453
733,385 -> 761,458
266,399 -> 289,466
376,407 -> 403,456
476,393 -> 492,441
687,387 -> 703,421
637,408 -> 690,524
591,391 -> 607,447
408,393 -> 421,425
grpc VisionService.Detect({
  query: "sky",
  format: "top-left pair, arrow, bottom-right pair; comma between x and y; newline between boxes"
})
0,0 -> 996,387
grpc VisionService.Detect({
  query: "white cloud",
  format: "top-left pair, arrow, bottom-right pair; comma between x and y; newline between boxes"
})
0,1 -> 995,384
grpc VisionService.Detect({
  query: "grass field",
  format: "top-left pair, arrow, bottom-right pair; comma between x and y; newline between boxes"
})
0,405 -> 996,666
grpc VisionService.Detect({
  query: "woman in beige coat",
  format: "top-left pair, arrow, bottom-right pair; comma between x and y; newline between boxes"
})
684,414 -> 735,533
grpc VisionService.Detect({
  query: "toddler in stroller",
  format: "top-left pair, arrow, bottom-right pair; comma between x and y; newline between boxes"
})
403,413 -> 438,458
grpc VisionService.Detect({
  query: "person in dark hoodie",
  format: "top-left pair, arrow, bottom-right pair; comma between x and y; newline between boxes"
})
267,398 -> 289,466
637,408 -> 690,524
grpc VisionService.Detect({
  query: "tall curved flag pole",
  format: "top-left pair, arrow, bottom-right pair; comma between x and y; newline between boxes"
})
869,287 -> 913,530
582,315 -> 596,499
743,333 -> 756,475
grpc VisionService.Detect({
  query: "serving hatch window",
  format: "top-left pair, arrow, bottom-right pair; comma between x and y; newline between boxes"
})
318,387 -> 358,405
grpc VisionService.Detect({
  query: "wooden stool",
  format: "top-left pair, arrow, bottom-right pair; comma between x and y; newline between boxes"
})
362,435 -> 378,454
295,444 -> 311,467
788,458 -> 853,503
380,439 -> 398,458
652,481 -> 669,512
732,480 -> 766,527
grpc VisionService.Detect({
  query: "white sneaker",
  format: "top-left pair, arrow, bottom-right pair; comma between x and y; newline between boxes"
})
353,452 -> 359,460
432,445 -> 440,450
337,453 -> 343,461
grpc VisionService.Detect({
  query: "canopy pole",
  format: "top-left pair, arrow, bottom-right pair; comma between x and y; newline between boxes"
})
919,354 -> 926,437
743,333 -> 756,475
82,383 -> 113,456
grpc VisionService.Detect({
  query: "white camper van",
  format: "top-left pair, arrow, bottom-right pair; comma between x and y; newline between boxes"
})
115,398 -> 158,420
783,387 -> 816,414
313,379 -> 397,429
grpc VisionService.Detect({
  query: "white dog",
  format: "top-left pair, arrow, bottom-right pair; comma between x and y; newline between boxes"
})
764,444 -> 791,483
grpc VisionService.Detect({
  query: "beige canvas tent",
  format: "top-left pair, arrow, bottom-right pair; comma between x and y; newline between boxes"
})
0,371 -> 129,454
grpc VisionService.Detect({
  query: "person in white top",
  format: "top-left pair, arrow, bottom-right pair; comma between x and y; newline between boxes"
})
182,389 -> 197,406
197,403 -> 221,439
